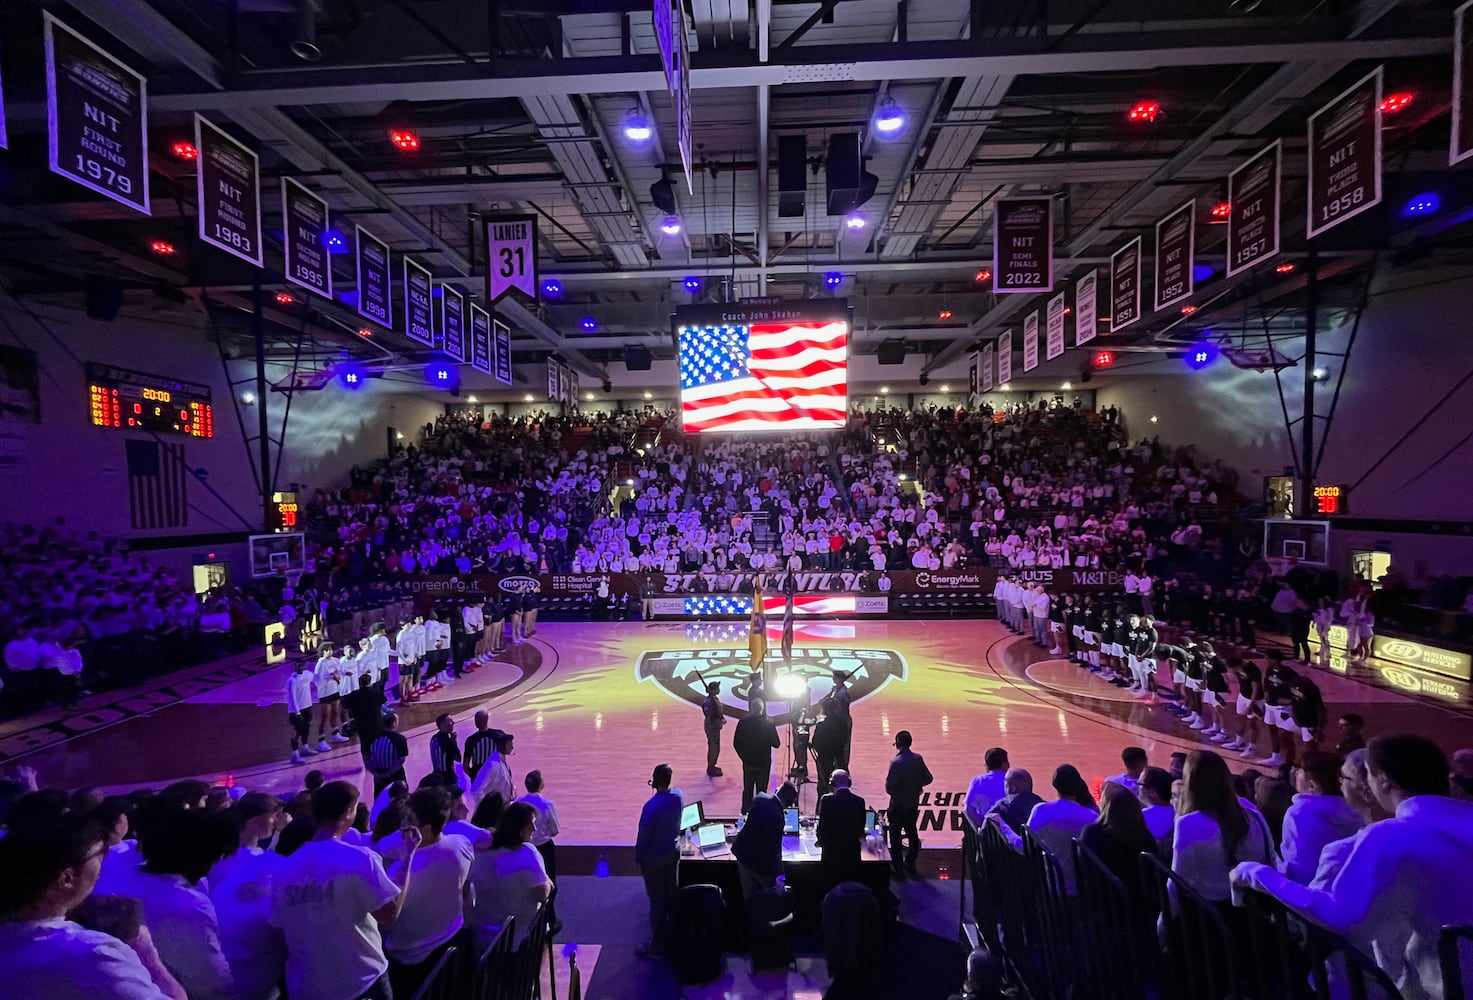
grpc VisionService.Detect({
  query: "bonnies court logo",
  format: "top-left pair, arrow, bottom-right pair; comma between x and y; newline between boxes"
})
635,647 -> 908,717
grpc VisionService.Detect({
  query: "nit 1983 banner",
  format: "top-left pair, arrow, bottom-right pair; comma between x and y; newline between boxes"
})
403,258 -> 434,347
1110,238 -> 1142,332
1022,312 -> 1040,372
1154,200 -> 1195,311
470,304 -> 492,375
44,13 -> 150,215
283,178 -> 331,298
439,285 -> 466,362
355,227 -> 392,328
1307,67 -> 1382,239
195,116 -> 262,267
993,197 -> 1053,293
1227,142 -> 1281,276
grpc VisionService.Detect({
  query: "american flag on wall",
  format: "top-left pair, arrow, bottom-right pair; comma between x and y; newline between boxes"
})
126,439 -> 189,530
677,319 -> 848,432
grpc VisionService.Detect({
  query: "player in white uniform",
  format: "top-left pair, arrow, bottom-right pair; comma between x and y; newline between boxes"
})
313,646 -> 347,747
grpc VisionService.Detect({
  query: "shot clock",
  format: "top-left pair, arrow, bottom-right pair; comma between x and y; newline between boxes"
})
1312,484 -> 1348,516
86,362 -> 214,438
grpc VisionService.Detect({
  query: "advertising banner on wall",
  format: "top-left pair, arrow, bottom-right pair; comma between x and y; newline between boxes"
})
1109,238 -> 1142,332
1226,141 -> 1282,276
1307,67 -> 1382,239
993,196 -> 1054,294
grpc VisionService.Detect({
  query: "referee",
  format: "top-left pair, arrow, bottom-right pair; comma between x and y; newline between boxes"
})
429,713 -> 462,783
367,712 -> 410,796
463,709 -> 496,782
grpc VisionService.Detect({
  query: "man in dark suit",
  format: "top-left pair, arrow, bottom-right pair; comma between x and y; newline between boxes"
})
885,730 -> 933,880
815,769 -> 867,889
733,698 -> 781,814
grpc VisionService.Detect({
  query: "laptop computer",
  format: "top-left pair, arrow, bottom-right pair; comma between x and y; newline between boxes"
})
695,822 -> 731,857
783,807 -> 801,835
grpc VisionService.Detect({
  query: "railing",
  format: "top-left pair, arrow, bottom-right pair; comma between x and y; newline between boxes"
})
1442,925 -> 1473,1000
1241,885 -> 1404,1000
408,945 -> 463,1000
471,919 -> 517,1000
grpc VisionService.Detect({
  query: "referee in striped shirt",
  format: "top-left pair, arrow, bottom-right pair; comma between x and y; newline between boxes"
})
367,712 -> 410,796
429,713 -> 461,783
463,710 -> 496,782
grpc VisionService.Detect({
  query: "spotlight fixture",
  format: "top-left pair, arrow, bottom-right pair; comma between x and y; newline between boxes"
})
1193,263 -> 1215,283
524,393 -> 534,402
1093,351 -> 1115,368
1311,366 -> 1329,382
1210,201 -> 1231,219
171,141 -> 198,160
649,170 -> 677,215
542,278 -> 563,298
150,240 -> 176,256
938,309 -> 953,320
1275,262 -> 1296,274
584,392 -> 594,401
1403,193 -> 1440,218
1061,381 -> 1073,390
1180,304 -> 1198,315
1128,100 -> 1160,123
683,275 -> 702,292
580,316 -> 598,332
389,128 -> 420,151
335,363 -> 367,390
357,327 -> 373,338
939,384 -> 950,392
1185,342 -> 1218,370
660,216 -> 683,236
643,390 -> 653,399
467,395 -> 478,403
323,229 -> 348,254
845,212 -> 868,230
424,361 -> 459,390
623,107 -> 653,144
974,268 -> 992,283
601,379 -> 613,393
879,385 -> 890,394
919,374 -> 930,386
873,96 -> 906,135
1378,91 -> 1414,115
1063,307 -> 1072,315
824,271 -> 844,288
240,390 -> 257,405
999,383 -> 1010,391
1149,414 -> 1159,423
274,291 -> 295,305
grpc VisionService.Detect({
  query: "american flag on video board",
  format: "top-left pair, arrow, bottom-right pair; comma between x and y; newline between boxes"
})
678,320 -> 848,432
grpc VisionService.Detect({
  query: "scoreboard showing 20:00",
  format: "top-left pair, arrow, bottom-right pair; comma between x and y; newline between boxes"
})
86,362 -> 215,438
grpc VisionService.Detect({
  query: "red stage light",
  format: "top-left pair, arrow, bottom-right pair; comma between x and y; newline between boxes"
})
1094,351 -> 1115,368
1378,92 -> 1414,115
1210,201 -> 1231,219
1128,100 -> 1160,123
274,291 -> 295,305
1063,306 -> 1072,315
938,309 -> 953,320
974,268 -> 991,283
150,240 -> 176,256
1275,262 -> 1296,274
389,128 -> 420,151
357,327 -> 373,338
1180,304 -> 1198,315
171,141 -> 198,161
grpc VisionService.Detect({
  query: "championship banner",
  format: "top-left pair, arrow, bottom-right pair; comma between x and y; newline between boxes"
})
486,215 -> 538,302
993,196 -> 1053,294
194,116 -> 262,267
1045,291 -> 1066,361
1307,67 -> 1382,239
1075,270 -> 1098,346
493,320 -> 513,385
1455,2 -> 1473,165
1154,200 -> 1195,311
1227,142 -> 1282,276
558,364 -> 572,404
1110,238 -> 1142,332
546,359 -> 561,401
355,227 -> 392,328
469,304 -> 492,375
44,13 -> 150,215
1022,313 -> 1040,373
997,331 -> 1013,386
980,341 -> 995,392
403,258 -> 434,347
569,369 -> 580,407
968,351 -> 979,401
282,178 -> 331,298
439,284 -> 466,362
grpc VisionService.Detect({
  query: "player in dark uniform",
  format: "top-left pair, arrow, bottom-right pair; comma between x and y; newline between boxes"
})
1080,597 -> 1101,673
1260,651 -> 1296,768
701,681 -> 726,777
1288,671 -> 1325,755
1062,594 -> 1082,664
484,595 -> 504,655
1180,639 -> 1208,731
1227,656 -> 1264,757
1200,643 -> 1232,744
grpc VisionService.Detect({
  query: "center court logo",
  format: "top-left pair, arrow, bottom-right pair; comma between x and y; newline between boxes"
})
635,647 -> 908,717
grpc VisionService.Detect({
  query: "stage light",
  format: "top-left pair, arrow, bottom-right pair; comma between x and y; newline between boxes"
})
1063,307 -> 1072,315
975,269 -> 992,283
939,384 -> 950,392
542,278 -> 563,298
773,673 -> 810,701
1180,304 -> 1198,315
580,316 -> 598,332
1185,342 -> 1218,370
1403,192 -> 1440,217
660,216 -> 683,236
1210,201 -> 1231,219
999,383 -> 1010,391
467,395 -> 478,403
1128,100 -> 1160,123
524,393 -> 535,402
1311,366 -> 1329,381
879,385 -> 890,394
938,309 -> 953,320
825,271 -> 844,288
336,363 -> 368,390
171,141 -> 198,160
1061,381 -> 1073,390
584,392 -> 594,401
643,390 -> 653,399
1094,350 -> 1115,368
1150,414 -> 1159,423
274,291 -> 295,305
623,108 -> 653,144
1193,263 -> 1215,283
389,128 -> 420,151
150,240 -> 176,256
324,229 -> 348,253
874,96 -> 906,136
240,390 -> 256,405
1378,91 -> 1414,115
845,212 -> 867,230
1275,262 -> 1296,274
683,275 -> 702,292
425,360 -> 459,390
357,327 -> 373,338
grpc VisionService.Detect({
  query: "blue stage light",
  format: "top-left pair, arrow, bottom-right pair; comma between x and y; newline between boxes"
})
424,359 -> 459,391
1193,263 -> 1214,283
1185,342 -> 1218,371
323,229 -> 348,254
824,271 -> 844,288
336,362 -> 368,390
1403,193 -> 1440,218
580,316 -> 598,332
542,278 -> 563,298
683,276 -> 701,292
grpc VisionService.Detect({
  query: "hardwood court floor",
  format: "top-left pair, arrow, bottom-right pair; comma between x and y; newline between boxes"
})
9,619 -> 1470,849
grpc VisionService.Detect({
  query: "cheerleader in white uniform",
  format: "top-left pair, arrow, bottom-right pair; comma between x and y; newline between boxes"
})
1341,596 -> 1374,660
1311,597 -> 1335,665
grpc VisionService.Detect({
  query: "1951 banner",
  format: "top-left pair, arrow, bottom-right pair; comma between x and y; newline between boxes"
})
1110,238 -> 1142,332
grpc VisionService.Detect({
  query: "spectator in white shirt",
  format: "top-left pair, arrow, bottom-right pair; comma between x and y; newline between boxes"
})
963,747 -> 1010,827
991,764 -> 1099,894
468,731 -> 515,813
467,802 -> 552,952
1234,735 -> 1473,1000
0,812 -> 185,1000
382,788 -> 474,999
1137,766 -> 1176,853
1172,750 -> 1275,903
270,781 -> 420,1000
209,794 -> 288,1000
1277,751 -> 1365,885
515,770 -> 562,924
1105,746 -> 1149,795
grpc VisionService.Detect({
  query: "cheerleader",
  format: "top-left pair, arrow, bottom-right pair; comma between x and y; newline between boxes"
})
1341,595 -> 1374,660
1311,597 -> 1335,665
508,592 -> 525,644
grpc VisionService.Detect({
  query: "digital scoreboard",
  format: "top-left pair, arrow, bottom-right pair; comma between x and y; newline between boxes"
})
1312,484 -> 1348,516
86,362 -> 215,438
269,491 -> 300,533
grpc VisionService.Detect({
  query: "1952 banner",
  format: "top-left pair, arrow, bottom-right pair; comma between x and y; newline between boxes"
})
993,197 -> 1054,293
283,178 -> 331,298
439,284 -> 466,362
195,116 -> 262,267
1110,238 -> 1142,332
1307,67 -> 1382,239
403,258 -> 434,347
1227,142 -> 1282,276
355,227 -> 392,328
1022,312 -> 1040,372
997,331 -> 1013,386
1074,270 -> 1098,346
1154,200 -> 1195,311
1045,291 -> 1066,361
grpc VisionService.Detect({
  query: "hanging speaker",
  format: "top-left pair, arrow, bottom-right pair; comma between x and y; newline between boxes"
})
778,135 -> 806,218
877,341 -> 906,365
826,133 -> 862,216
624,346 -> 652,371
